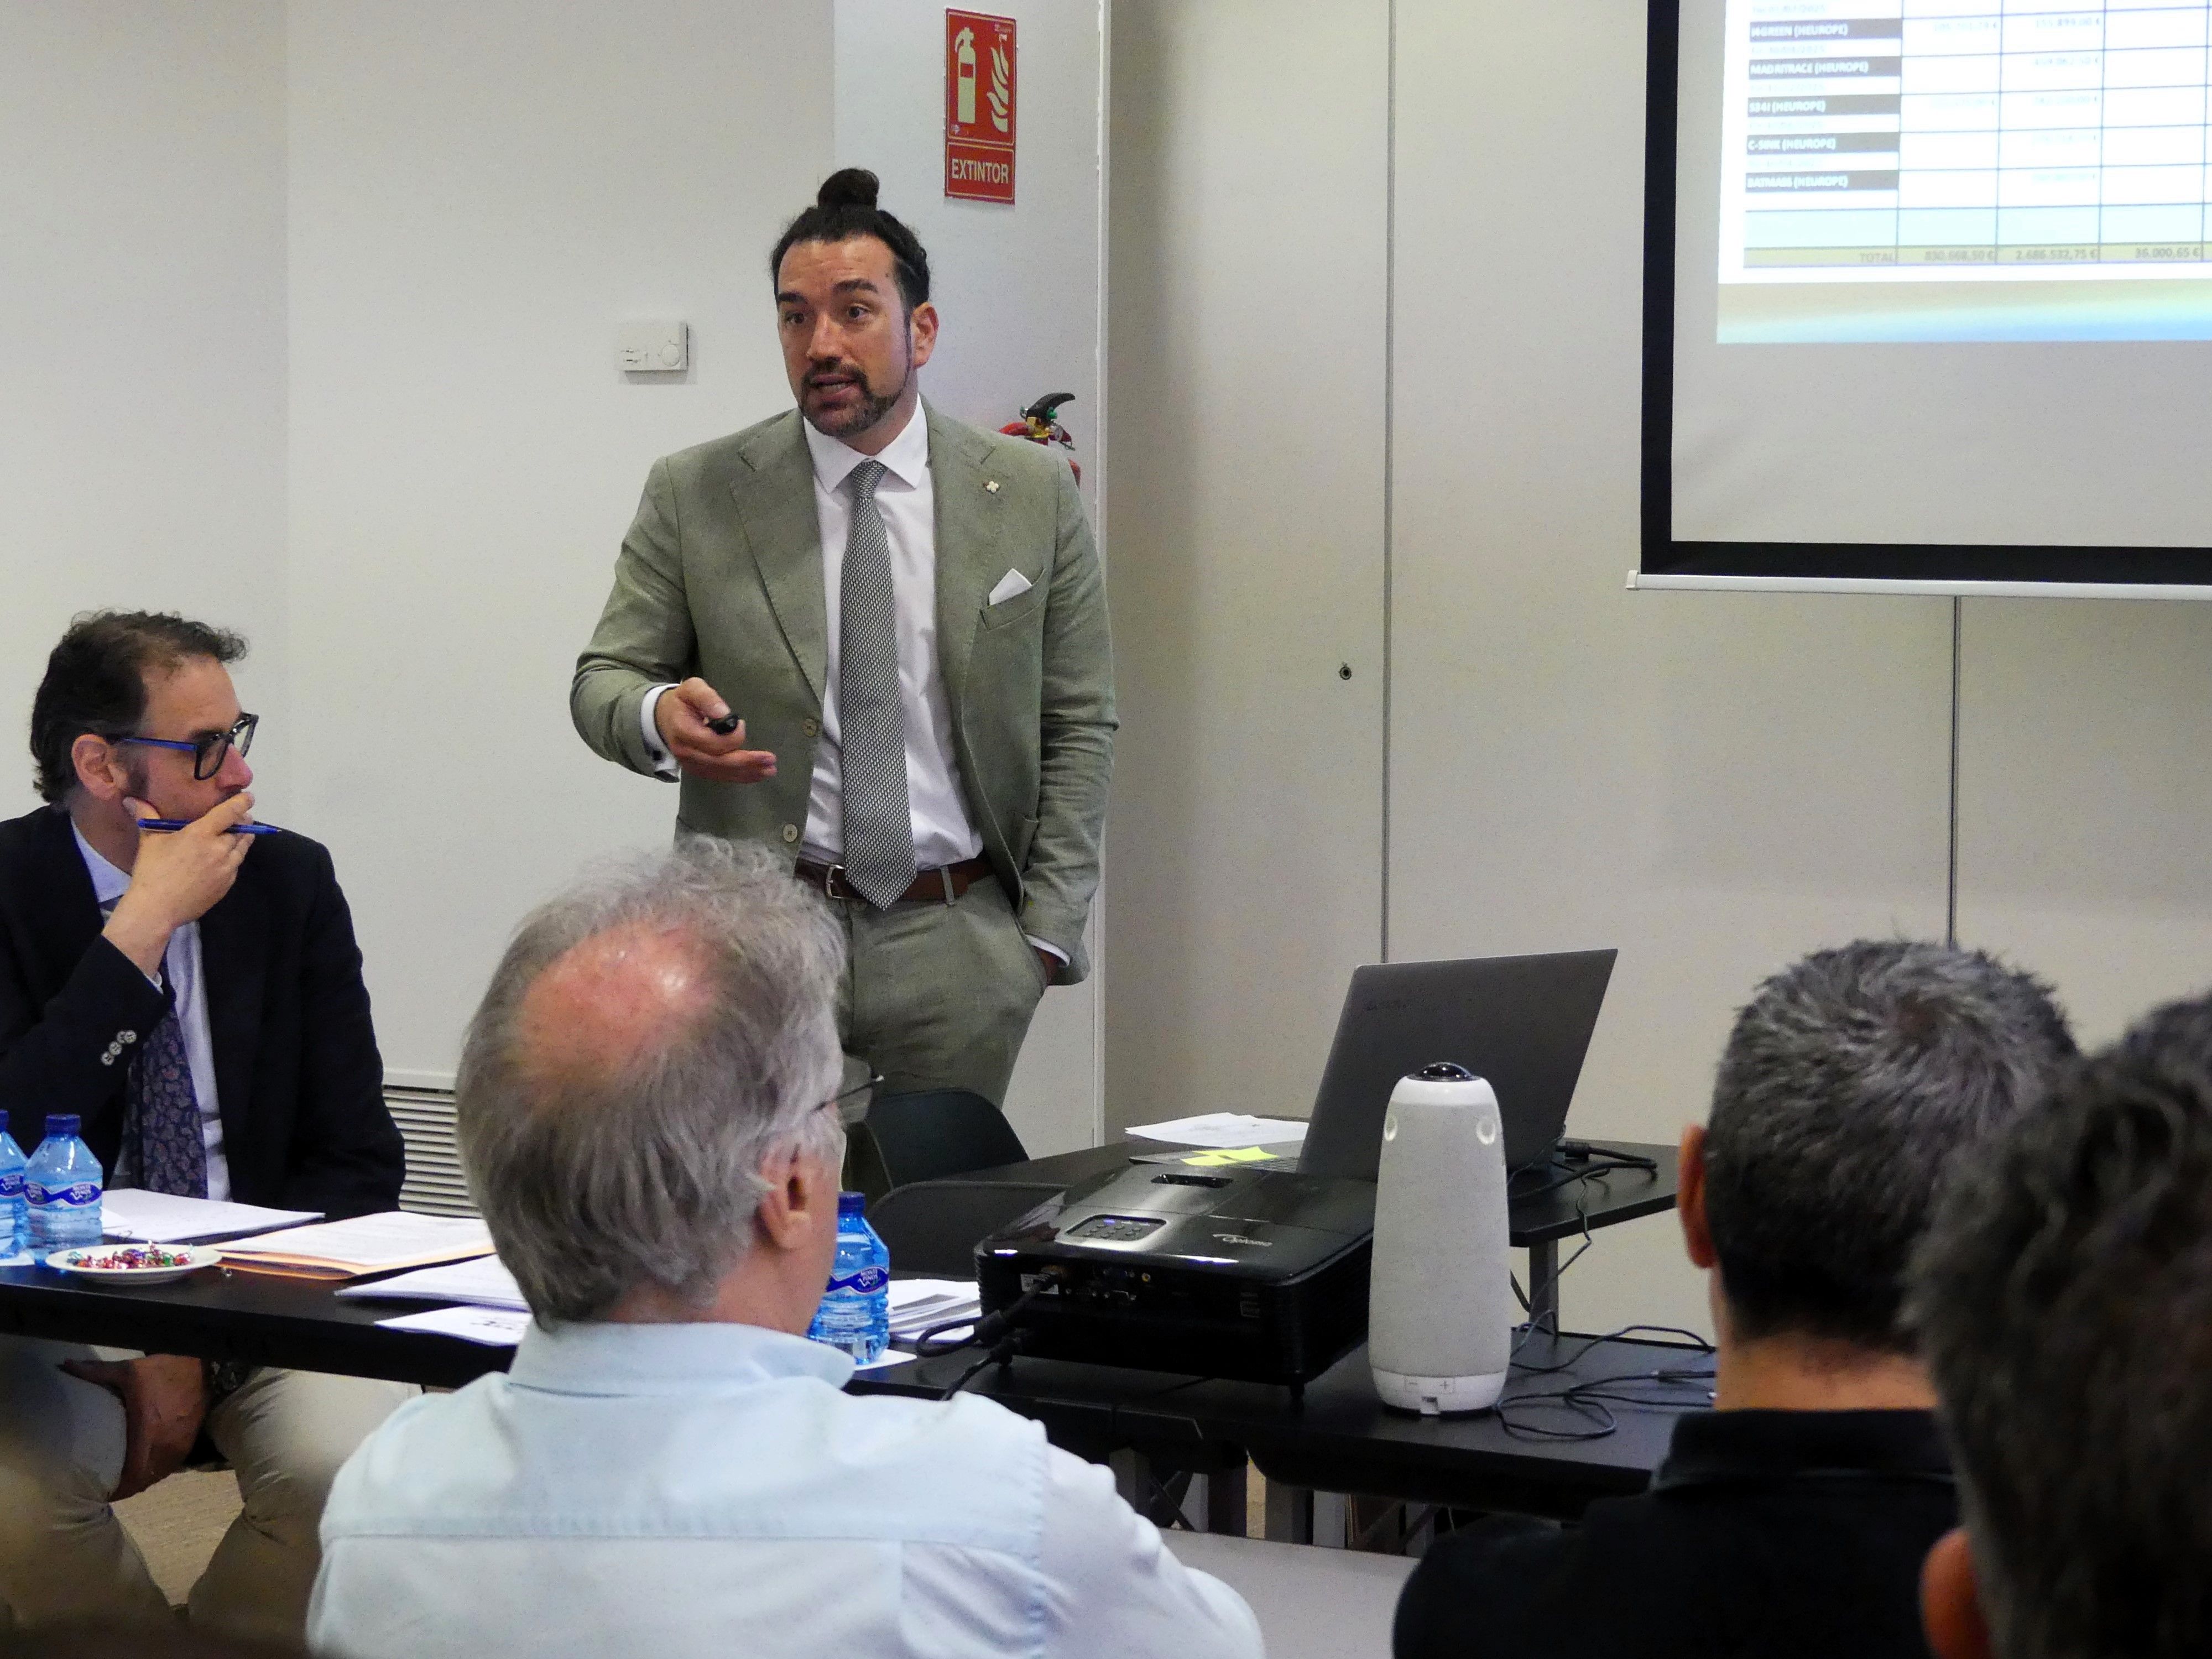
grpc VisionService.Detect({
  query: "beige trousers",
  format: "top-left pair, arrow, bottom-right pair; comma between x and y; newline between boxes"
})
0,1335 -> 414,1642
833,874 -> 1051,1106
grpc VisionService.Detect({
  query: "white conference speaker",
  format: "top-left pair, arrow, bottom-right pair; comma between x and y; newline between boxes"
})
1369,1062 -> 1513,1415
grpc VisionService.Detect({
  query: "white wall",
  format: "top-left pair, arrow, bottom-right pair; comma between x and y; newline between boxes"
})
0,2 -> 290,820
1105,0 -> 1390,1134
284,0 -> 834,1084
9,2 -> 1115,1139
1387,1 -> 1950,1336
1958,597 -> 2212,1040
1110,3 -> 2212,1343
834,0 -> 1108,1155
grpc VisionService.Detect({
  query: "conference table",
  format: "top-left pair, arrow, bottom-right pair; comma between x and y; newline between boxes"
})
0,1138 -> 1697,1540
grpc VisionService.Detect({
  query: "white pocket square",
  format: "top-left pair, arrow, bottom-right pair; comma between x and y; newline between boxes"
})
988,569 -> 1034,606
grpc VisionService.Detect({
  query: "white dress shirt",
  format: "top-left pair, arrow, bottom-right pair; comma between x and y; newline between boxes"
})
643,404 -> 981,870
72,826 -> 228,1199
309,1319 -> 1262,1659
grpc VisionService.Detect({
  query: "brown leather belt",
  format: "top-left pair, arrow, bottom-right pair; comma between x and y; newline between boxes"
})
793,855 -> 993,906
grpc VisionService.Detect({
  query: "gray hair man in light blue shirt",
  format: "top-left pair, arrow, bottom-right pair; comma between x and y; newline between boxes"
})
305,837 -> 1261,1659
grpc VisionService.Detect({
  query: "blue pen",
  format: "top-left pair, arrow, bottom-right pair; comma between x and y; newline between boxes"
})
137,819 -> 280,836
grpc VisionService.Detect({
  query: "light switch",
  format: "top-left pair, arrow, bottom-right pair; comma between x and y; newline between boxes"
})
618,320 -> 688,373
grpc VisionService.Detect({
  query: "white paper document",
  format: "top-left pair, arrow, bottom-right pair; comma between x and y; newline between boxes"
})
888,1277 -> 977,1316
336,1255 -> 525,1311
1125,1112 -> 1310,1149
888,1277 -> 980,1335
101,1190 -> 323,1244
377,1305 -> 532,1347
222,1212 -> 494,1277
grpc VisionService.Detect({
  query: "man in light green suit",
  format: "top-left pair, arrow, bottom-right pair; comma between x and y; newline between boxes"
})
571,169 -> 1113,1108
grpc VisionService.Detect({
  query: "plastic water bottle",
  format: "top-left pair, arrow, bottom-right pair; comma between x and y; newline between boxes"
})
807,1192 -> 890,1363
0,1130 -> 25,1258
25,1115 -> 103,1255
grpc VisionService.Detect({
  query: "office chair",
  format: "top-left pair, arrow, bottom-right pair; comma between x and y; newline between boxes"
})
862,1088 -> 1029,1188
868,1178 -> 1065,1276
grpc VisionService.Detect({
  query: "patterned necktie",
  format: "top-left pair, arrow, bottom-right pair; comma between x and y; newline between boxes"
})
122,1013 -> 208,1197
839,459 -> 918,907
97,897 -> 208,1197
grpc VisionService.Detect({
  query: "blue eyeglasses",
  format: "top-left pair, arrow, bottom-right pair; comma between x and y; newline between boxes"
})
116,713 -> 258,781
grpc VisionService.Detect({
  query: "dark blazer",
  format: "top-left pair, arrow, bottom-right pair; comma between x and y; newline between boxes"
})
0,804 -> 403,1219
1394,1410 -> 1957,1659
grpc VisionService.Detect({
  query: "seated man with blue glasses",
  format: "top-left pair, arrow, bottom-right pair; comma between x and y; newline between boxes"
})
310,838 -> 1260,1659
0,611 -> 411,1642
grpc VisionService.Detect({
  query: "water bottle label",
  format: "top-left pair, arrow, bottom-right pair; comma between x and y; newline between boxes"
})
826,1265 -> 888,1297
27,1181 -> 98,1208
0,1172 -> 19,1199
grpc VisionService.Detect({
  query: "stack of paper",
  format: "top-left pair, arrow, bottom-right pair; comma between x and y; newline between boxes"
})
889,1277 -> 980,1346
1126,1112 -> 1310,1149
371,1279 -> 979,1357
336,1255 -> 525,1311
377,1305 -> 532,1347
102,1190 -> 322,1244
218,1213 -> 494,1281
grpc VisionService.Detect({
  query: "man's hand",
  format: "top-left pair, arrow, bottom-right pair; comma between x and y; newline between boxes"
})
102,793 -> 256,978
60,1354 -> 210,1501
1034,947 -> 1060,987
655,679 -> 779,785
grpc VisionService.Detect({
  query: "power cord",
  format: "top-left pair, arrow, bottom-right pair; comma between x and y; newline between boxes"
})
1506,1144 -> 1667,1329
1507,1142 -> 1660,1204
912,1271 -> 1069,1400
914,1272 -> 1062,1359
937,1330 -> 1022,1401
1494,1323 -> 1716,1443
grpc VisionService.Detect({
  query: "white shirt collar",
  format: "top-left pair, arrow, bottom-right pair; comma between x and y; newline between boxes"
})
71,820 -> 131,908
801,398 -> 931,495
507,1318 -> 855,1396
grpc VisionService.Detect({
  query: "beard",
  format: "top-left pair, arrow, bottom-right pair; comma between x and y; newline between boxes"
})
803,353 -> 911,441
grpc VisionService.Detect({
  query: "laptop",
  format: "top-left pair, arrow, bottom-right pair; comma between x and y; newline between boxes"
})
1296,950 -> 1618,1182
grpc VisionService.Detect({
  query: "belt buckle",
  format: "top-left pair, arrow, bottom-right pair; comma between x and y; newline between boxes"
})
820,863 -> 856,902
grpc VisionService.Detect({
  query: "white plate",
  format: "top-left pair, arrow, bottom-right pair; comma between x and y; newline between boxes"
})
44,1244 -> 222,1284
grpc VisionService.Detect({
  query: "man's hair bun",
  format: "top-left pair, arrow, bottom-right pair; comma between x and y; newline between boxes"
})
817,168 -> 881,210
771,166 -> 930,312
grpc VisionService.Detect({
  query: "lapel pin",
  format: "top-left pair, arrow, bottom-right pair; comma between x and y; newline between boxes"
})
985,479 -> 1000,494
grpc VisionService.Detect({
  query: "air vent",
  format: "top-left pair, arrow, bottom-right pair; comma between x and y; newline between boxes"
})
385,1086 -> 476,1217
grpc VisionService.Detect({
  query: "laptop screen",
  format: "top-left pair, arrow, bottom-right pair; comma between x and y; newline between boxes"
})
1297,950 -> 1617,1181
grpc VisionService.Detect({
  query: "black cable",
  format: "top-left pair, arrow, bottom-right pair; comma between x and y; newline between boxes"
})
1508,1155 -> 1659,1204
1510,1323 -> 1713,1376
937,1331 -> 1022,1401
1493,1323 -> 1717,1442
915,1271 -> 1065,1359
1511,1180 -> 1600,1348
912,1312 -> 987,1358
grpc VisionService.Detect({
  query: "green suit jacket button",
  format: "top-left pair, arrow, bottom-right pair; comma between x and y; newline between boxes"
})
802,718 -> 820,737
781,824 -> 800,844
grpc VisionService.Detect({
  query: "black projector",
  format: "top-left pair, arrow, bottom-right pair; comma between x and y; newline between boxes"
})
974,1164 -> 1376,1385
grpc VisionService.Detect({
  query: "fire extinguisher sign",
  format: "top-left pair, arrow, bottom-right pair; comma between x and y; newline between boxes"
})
945,11 -> 1015,204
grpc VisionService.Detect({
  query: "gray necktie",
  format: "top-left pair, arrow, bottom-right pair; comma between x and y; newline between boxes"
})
839,460 -> 917,907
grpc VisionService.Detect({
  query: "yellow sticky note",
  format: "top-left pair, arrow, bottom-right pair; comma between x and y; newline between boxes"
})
1182,1146 -> 1276,1167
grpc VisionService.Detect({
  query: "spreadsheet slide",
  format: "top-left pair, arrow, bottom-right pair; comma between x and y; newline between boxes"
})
1719,1 -> 2212,340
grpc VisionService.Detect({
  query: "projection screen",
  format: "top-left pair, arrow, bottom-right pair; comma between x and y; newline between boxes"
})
1642,0 -> 2212,593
